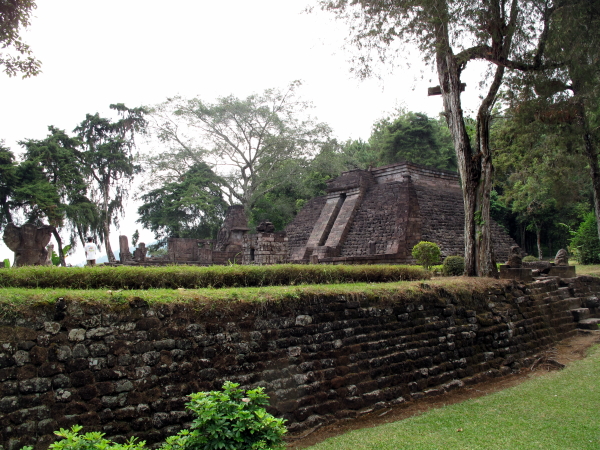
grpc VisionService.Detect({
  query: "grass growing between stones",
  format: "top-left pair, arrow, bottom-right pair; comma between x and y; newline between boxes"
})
306,345 -> 600,450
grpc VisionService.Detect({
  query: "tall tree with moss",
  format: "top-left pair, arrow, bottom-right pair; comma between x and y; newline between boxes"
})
0,0 -> 41,78
146,82 -> 332,216
75,104 -> 146,263
19,127 -> 98,266
319,0 -> 565,276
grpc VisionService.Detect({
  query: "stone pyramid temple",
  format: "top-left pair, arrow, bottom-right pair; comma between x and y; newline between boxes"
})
275,161 -> 515,265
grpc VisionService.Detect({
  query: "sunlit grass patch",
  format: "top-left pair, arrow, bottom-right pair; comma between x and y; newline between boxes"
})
307,346 -> 600,450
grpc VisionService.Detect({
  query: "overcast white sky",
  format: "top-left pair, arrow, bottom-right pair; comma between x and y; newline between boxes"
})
0,0 -> 486,265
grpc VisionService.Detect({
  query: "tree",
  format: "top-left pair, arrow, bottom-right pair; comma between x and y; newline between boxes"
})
0,142 -> 17,228
0,0 -> 41,77
19,127 -> 98,266
75,104 -> 146,263
320,0 -> 563,276
369,111 -> 456,170
146,82 -> 332,215
137,162 -> 228,246
503,1 -> 600,248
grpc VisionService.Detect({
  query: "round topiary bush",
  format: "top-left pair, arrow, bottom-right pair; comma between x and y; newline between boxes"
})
522,255 -> 538,262
443,255 -> 465,276
411,241 -> 441,270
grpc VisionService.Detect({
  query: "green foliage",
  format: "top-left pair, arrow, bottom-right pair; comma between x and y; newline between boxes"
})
442,256 -> 464,276
522,255 -> 538,262
411,241 -> 441,270
51,244 -> 72,266
370,111 -> 456,171
162,382 -> 286,450
0,142 -> 17,228
147,82 -> 331,215
0,264 -> 430,290
131,230 -> 140,248
0,0 -> 41,78
75,104 -> 147,262
37,425 -> 146,450
571,212 -> 600,264
3,259 -> 9,268
137,162 -> 227,243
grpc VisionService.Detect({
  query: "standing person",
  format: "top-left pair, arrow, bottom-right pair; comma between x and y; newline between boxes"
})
85,237 -> 98,267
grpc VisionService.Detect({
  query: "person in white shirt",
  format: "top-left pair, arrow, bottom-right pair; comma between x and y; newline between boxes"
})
85,237 -> 99,267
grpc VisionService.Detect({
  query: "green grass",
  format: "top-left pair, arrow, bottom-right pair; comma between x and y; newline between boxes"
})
574,263 -> 600,277
0,264 -> 429,289
0,277 -> 503,313
307,345 -> 600,450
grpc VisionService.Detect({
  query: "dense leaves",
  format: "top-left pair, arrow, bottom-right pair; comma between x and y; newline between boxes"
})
137,162 -> 228,245
0,0 -> 41,77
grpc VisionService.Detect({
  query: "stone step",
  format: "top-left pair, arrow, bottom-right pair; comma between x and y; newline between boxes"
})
571,308 -> 591,322
577,318 -> 600,330
563,297 -> 584,309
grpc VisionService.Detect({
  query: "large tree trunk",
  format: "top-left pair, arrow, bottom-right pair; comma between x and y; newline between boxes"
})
434,20 -> 479,276
102,184 -> 116,263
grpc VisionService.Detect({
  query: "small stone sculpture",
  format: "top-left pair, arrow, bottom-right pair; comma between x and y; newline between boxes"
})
554,249 -> 569,266
506,245 -> 523,268
2,223 -> 53,266
256,221 -> 275,233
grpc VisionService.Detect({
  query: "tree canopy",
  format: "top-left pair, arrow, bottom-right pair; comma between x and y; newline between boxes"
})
145,82 -> 332,215
0,0 -> 41,77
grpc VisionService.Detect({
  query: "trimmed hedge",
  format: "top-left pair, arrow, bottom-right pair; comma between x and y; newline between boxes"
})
0,264 -> 430,290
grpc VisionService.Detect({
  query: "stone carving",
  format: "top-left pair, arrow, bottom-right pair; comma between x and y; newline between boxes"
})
2,223 -> 53,266
133,242 -> 147,262
555,249 -> 569,266
256,221 -> 275,233
46,244 -> 54,265
506,245 -> 523,268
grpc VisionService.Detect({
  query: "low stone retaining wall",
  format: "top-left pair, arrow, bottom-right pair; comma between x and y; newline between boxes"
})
1,276 -> 598,449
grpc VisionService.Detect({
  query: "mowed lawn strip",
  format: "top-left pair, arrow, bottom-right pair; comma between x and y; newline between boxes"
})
0,277 -> 505,310
307,345 -> 600,450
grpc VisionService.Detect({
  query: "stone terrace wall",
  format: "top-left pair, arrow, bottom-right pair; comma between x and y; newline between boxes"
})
1,276 -> 598,449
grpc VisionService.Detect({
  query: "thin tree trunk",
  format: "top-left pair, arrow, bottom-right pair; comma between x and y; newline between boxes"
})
102,183 -> 116,263
535,223 -> 543,260
576,102 -> 600,244
51,227 -> 66,267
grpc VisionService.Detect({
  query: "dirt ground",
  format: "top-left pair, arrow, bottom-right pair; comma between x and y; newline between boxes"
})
287,330 -> 600,449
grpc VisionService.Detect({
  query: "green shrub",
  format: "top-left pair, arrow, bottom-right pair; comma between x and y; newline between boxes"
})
162,381 -> 286,450
21,425 -> 146,450
443,256 -> 464,276
22,383 -> 286,450
522,255 -> 538,262
411,241 -> 441,270
2,259 -> 9,268
0,264 -> 430,290
571,212 -> 600,264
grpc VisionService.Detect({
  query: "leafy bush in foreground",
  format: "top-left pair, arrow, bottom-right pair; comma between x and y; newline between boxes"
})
0,264 -> 430,290
21,383 -> 286,450
571,212 -> 600,264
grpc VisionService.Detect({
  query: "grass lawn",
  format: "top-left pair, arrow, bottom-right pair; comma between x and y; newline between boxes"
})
306,345 -> 600,450
575,263 -> 600,277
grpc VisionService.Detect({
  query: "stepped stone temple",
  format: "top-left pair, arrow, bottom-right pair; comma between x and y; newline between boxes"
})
244,161 -> 515,265
121,161 -> 516,266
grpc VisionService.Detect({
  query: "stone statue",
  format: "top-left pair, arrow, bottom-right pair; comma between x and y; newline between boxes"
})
506,245 -> 523,268
3,223 -> 53,266
256,221 -> 275,233
554,249 -> 569,266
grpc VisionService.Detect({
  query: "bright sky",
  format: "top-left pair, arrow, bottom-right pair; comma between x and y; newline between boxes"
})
0,0 -> 486,265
